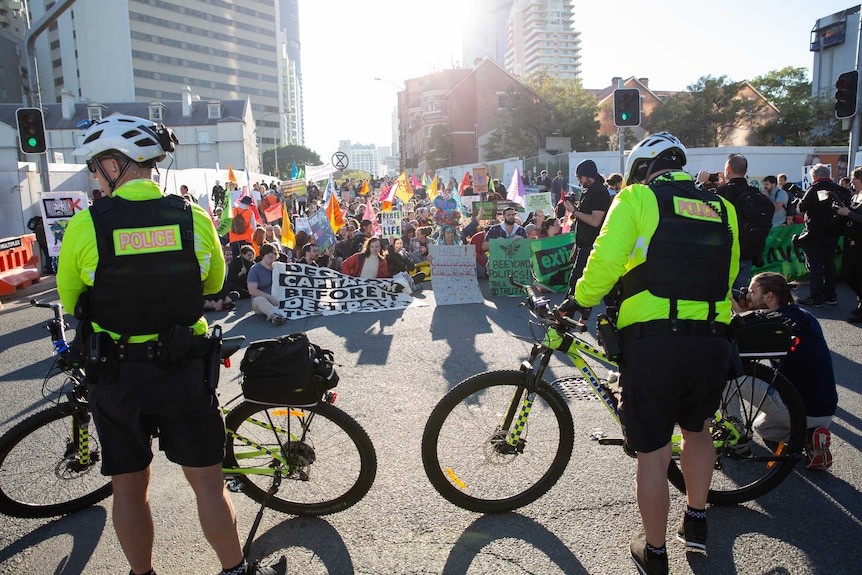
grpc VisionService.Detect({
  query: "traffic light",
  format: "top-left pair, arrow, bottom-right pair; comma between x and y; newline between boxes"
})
835,70 -> 859,119
613,88 -> 641,127
16,107 -> 47,154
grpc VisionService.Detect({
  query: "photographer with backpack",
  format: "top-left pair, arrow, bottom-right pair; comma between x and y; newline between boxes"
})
716,154 -> 774,290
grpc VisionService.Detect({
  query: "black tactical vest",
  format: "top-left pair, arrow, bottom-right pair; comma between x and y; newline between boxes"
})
88,194 -> 203,336
621,179 -> 733,320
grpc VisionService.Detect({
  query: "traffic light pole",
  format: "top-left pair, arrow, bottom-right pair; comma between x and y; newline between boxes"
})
23,0 -> 78,195
617,78 -> 625,173
850,8 -> 862,171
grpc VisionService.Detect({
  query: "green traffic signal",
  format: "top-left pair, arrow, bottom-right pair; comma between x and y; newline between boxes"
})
16,108 -> 47,154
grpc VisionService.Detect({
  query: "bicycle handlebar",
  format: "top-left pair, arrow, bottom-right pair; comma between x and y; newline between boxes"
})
507,276 -> 588,333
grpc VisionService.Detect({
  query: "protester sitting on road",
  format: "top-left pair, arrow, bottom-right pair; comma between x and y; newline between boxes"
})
438,225 -> 462,245
341,236 -> 389,278
469,229 -> 488,278
224,245 -> 255,301
482,206 -> 527,252
386,237 -> 425,292
349,219 -> 374,256
410,226 -> 433,263
738,272 -> 837,469
251,227 -> 266,256
538,218 -> 561,238
248,243 -> 287,325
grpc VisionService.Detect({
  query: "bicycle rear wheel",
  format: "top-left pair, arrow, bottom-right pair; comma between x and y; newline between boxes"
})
223,401 -> 376,516
667,362 -> 806,505
421,370 -> 574,514
0,404 -> 112,518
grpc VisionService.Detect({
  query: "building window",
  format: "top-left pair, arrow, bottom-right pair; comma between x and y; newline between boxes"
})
88,107 -> 102,122
198,131 -> 210,152
207,102 -> 221,119
149,105 -> 163,122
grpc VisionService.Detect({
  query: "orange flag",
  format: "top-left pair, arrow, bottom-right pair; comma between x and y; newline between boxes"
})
380,184 -> 395,212
359,180 -> 370,196
327,193 -> 345,232
281,202 -> 296,249
227,165 -> 238,184
427,176 -> 439,201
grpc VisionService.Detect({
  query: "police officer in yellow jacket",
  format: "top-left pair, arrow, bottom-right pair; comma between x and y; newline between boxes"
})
57,116 -> 282,575
562,132 -> 739,575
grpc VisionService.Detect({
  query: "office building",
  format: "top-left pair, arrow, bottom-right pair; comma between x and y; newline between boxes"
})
22,0 -> 303,154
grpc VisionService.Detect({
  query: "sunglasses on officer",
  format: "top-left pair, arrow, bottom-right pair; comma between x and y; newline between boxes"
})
86,155 -> 123,173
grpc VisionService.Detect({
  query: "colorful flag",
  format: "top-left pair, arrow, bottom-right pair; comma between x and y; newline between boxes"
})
298,166 -> 305,179
365,195 -> 381,236
359,180 -> 370,196
508,166 -> 525,207
394,172 -> 413,203
323,173 -> 335,204
459,171 -> 471,193
291,161 -> 298,179
281,202 -> 296,249
327,191 -> 345,232
227,165 -> 237,184
411,174 -> 421,190
427,176 -> 439,201
421,172 -> 428,187
380,184 -> 396,212
489,177 -> 496,194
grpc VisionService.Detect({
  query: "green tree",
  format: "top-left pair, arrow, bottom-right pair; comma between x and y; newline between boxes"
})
750,67 -> 843,145
483,71 -> 604,160
647,75 -> 754,147
262,144 -> 322,177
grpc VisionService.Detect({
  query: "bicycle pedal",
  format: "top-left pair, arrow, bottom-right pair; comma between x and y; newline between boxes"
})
597,437 -> 625,446
225,478 -> 244,493
589,429 -> 607,441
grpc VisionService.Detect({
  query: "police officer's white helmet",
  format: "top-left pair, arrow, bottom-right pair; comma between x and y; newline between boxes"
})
73,115 -> 177,164
624,131 -> 687,185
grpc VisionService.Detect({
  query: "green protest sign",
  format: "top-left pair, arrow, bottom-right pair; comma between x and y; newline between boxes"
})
488,237 -> 533,296
530,233 -> 575,292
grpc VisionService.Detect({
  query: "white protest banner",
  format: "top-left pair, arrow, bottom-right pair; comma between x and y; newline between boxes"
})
38,191 -> 90,259
273,263 -> 426,319
525,191 -> 553,213
305,163 -> 334,183
429,245 -> 484,305
380,209 -> 402,239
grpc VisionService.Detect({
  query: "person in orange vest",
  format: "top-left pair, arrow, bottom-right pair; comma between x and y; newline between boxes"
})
228,196 -> 258,258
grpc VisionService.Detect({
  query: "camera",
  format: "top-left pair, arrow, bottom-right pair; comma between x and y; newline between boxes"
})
565,191 -> 578,203
708,173 -> 720,183
731,287 -> 748,304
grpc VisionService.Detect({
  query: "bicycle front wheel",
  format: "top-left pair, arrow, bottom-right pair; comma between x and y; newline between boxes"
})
0,404 -> 112,518
667,362 -> 806,505
223,401 -> 377,516
421,370 -> 574,514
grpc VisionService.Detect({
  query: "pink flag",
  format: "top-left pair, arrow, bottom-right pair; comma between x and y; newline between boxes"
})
365,195 -> 381,236
507,166 -> 525,207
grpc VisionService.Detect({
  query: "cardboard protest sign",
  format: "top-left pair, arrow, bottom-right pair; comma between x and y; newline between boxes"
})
307,209 -> 337,252
487,237 -> 533,296
429,245 -> 484,305
525,192 -> 553,213
380,209 -> 402,240
280,179 -> 306,197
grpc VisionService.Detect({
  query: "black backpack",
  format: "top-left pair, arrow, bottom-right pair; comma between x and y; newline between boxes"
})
735,188 -> 774,263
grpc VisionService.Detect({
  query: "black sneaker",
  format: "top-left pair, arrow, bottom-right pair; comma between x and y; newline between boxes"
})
798,297 -> 822,308
676,514 -> 707,552
246,556 -> 286,575
630,532 -> 668,575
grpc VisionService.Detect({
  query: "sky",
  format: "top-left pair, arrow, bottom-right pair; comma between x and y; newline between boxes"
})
299,0 -> 857,160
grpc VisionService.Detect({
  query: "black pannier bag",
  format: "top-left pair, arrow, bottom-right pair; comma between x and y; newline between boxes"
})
240,332 -> 339,406
730,310 -> 796,359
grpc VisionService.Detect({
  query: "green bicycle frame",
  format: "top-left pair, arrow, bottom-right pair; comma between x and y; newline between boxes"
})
221,407 -> 307,476
504,323 -> 746,454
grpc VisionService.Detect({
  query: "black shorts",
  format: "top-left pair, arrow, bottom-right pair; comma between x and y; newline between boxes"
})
88,358 -> 226,476
618,334 -> 731,453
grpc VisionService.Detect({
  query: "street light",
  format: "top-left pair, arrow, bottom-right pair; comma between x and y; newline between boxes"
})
258,112 -> 288,176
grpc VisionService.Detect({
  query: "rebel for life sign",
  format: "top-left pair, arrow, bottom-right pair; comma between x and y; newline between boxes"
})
272,263 -> 423,319
487,237 -> 532,296
380,209 -> 402,239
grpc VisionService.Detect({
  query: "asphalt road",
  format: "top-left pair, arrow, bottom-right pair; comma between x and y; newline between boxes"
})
0,279 -> 860,575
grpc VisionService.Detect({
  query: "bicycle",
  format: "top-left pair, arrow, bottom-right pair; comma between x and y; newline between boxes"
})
0,301 -> 377,522
421,279 -> 806,514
